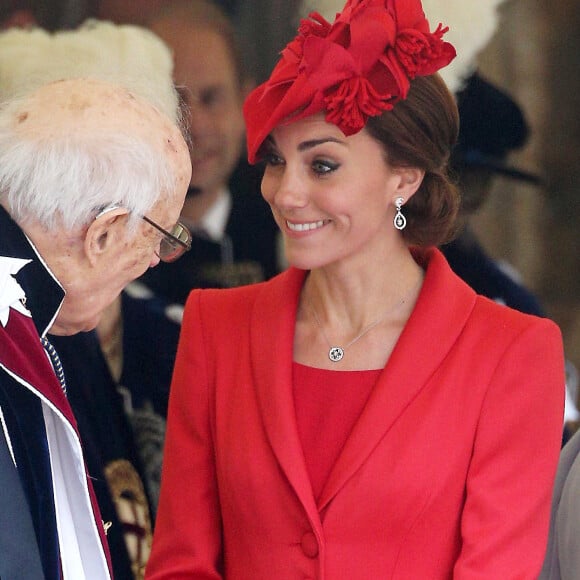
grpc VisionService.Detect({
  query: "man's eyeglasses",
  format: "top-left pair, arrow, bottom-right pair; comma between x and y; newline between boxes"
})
140,215 -> 192,263
95,204 -> 192,263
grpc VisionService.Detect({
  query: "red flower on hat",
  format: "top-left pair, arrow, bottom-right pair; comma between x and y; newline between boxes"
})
394,24 -> 456,78
296,0 -> 455,135
300,32 -> 402,135
243,0 -> 456,163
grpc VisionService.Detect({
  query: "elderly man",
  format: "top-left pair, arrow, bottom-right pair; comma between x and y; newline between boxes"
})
0,77 -> 191,579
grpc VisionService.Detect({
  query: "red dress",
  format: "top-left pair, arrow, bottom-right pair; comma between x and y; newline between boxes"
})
292,363 -> 381,500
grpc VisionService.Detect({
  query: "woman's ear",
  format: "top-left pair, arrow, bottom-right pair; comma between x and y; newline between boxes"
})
84,206 -> 129,266
393,166 -> 425,202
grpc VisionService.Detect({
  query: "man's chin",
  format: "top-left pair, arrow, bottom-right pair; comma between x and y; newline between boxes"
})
48,316 -> 99,336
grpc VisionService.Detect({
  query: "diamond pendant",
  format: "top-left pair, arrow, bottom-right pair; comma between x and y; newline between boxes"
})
328,346 -> 344,362
394,212 -> 406,230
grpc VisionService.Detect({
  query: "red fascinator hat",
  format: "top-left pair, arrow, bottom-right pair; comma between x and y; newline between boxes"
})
243,0 -> 456,163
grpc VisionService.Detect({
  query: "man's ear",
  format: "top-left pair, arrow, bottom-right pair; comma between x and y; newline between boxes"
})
393,166 -> 425,202
84,206 -> 129,266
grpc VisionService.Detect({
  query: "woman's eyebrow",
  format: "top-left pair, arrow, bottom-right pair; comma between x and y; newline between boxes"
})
298,137 -> 346,152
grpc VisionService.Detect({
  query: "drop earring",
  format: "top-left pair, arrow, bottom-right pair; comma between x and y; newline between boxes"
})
393,197 -> 406,230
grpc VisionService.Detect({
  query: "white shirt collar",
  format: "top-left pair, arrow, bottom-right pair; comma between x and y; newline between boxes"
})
197,188 -> 232,241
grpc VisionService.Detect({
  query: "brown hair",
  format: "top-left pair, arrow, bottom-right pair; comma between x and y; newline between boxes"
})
365,73 -> 460,247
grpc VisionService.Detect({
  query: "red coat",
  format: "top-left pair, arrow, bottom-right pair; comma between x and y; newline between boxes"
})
147,248 -> 565,579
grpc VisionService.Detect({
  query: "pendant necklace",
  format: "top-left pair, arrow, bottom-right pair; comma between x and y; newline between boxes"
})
308,277 -> 422,363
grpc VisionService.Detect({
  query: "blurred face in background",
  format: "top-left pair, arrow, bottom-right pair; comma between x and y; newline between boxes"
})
96,0 -> 165,24
150,20 -> 248,198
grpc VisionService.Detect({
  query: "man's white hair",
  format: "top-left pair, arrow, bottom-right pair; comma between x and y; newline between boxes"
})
298,0 -> 507,93
0,20 -> 182,231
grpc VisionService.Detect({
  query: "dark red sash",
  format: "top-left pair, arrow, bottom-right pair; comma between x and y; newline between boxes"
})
0,308 -> 113,577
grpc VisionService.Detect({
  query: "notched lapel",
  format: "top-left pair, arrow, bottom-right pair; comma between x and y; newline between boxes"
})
250,268 -> 320,517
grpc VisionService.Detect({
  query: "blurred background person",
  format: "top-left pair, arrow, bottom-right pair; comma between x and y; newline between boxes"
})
443,72 -> 579,441
139,0 -> 281,304
0,20 -> 190,580
444,72 -> 546,316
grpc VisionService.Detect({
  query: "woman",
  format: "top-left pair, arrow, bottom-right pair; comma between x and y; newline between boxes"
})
146,0 -> 565,577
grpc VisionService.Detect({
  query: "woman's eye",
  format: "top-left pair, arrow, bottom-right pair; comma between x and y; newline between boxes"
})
262,152 -> 284,167
312,159 -> 338,176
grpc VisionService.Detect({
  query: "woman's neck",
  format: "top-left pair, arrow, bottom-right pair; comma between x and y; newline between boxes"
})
294,248 -> 424,370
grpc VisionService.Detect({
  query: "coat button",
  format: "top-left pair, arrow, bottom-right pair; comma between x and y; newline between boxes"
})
300,531 -> 319,558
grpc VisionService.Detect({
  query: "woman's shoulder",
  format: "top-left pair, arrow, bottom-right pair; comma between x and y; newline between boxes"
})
461,293 -> 564,368
472,291 -> 560,336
